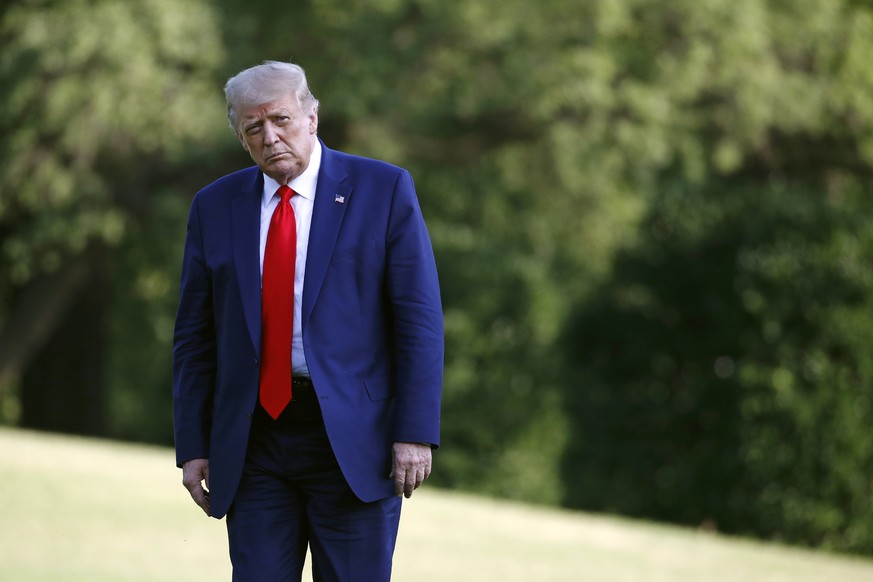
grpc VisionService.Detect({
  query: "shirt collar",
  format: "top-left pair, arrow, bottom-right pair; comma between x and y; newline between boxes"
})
261,138 -> 322,204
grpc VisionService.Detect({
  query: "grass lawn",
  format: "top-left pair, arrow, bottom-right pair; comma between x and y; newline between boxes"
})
2,426 -> 873,581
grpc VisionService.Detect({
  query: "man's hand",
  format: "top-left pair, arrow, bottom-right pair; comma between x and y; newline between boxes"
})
389,442 -> 432,498
182,458 -> 211,516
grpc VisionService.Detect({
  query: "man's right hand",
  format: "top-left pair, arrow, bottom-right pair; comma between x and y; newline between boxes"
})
182,458 -> 211,516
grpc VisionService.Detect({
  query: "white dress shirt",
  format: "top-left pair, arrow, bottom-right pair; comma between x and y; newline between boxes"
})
259,139 -> 322,377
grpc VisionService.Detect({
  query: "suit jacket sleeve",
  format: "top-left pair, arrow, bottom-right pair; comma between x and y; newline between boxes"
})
172,194 -> 216,466
385,169 -> 444,447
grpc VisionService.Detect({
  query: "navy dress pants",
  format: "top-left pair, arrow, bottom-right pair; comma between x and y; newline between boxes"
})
226,391 -> 401,582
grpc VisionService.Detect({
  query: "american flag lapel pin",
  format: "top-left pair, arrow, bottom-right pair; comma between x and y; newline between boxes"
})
335,193 -> 345,204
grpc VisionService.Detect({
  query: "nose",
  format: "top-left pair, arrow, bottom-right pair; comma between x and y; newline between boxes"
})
262,122 -> 279,145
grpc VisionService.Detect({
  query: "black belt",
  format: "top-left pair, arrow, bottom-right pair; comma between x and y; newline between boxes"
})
253,376 -> 318,423
291,376 -> 316,401
253,377 -> 323,427
255,376 -> 315,409
253,376 -> 317,419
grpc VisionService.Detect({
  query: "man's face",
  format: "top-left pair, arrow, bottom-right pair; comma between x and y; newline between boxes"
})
237,96 -> 318,185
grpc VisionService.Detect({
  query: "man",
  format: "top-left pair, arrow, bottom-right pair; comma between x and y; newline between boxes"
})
173,60 -> 443,581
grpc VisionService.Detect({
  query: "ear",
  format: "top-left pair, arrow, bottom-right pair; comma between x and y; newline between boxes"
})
308,111 -> 319,135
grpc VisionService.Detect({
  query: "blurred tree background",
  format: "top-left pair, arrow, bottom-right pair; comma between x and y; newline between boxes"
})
3,0 -> 873,555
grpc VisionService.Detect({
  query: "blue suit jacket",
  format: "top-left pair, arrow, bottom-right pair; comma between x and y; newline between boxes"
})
173,141 -> 443,519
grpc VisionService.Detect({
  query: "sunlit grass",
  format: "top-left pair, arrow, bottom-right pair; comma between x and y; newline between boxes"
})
3,426 -> 873,581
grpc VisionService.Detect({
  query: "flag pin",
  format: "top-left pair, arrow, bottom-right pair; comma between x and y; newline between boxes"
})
335,194 -> 345,204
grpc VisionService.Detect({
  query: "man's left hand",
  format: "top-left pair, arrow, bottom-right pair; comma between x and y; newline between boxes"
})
390,442 -> 432,498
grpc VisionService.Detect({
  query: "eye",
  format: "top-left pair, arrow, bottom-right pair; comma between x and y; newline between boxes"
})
244,123 -> 262,135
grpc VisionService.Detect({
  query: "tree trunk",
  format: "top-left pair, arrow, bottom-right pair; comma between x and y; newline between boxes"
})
0,249 -> 96,383
16,250 -> 108,436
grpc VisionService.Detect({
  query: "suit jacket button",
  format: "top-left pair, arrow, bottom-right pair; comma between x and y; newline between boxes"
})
245,411 -> 252,420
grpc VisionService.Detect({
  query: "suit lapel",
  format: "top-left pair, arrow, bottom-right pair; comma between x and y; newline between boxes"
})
302,144 -> 352,328
231,170 -> 264,357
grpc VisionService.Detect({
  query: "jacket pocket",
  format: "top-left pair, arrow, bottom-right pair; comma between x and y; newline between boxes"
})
364,375 -> 393,402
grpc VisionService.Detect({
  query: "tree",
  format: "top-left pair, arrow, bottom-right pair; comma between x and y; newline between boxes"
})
558,0 -> 873,552
0,0 -> 226,433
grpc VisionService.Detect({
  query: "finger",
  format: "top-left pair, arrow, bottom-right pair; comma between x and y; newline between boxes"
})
183,475 -> 210,514
182,468 -> 206,494
189,486 -> 211,515
404,470 -> 416,498
394,468 -> 406,496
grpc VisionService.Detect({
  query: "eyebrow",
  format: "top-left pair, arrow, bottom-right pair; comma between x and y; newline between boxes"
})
243,108 -> 295,128
263,107 -> 294,118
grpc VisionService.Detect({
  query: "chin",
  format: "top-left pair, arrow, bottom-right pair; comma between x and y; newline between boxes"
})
265,160 -> 295,172
266,165 -> 301,183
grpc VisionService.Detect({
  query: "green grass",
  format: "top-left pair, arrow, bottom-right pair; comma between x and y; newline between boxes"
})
3,426 -> 873,581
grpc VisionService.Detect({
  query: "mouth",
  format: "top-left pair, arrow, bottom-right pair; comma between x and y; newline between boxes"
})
266,152 -> 289,162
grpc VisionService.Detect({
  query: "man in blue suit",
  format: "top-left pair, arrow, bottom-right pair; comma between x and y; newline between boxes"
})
173,61 -> 443,581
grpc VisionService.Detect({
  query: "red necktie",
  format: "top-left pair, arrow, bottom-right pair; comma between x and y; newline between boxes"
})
259,185 -> 296,419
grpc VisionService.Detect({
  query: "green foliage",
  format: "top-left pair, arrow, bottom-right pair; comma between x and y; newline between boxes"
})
557,0 -> 873,554
0,0 -> 225,431
561,180 -> 873,553
0,0 -> 225,286
105,192 -> 189,445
